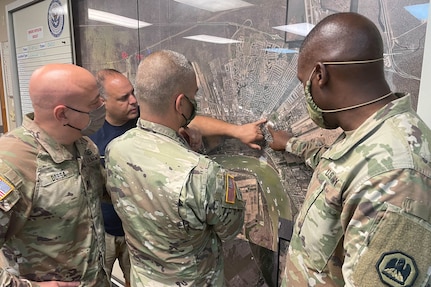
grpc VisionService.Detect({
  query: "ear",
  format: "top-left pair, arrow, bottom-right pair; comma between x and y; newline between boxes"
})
174,94 -> 184,113
54,105 -> 68,125
315,62 -> 329,87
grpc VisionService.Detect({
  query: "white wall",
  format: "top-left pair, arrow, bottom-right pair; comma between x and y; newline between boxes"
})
0,0 -> 15,42
418,3 -> 431,127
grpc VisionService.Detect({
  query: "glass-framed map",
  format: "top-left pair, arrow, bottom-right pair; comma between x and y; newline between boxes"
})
72,0 -> 429,285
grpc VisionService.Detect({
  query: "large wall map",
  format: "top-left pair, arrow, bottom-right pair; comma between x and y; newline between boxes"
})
73,0 -> 428,285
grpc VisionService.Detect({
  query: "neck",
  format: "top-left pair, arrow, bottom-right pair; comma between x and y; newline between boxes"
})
106,116 -> 128,127
35,120 -> 79,145
139,105 -> 181,132
64,143 -> 77,158
322,92 -> 393,113
338,93 -> 397,131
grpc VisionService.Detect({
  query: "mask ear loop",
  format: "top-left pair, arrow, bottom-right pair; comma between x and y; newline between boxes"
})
174,94 -> 191,128
322,58 -> 383,65
315,57 -> 391,113
320,92 -> 393,113
181,95 -> 197,128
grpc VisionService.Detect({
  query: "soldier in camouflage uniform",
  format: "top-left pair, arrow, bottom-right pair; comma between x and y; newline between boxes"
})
92,68 -> 266,287
105,50 -> 245,286
0,64 -> 110,287
268,12 -> 431,286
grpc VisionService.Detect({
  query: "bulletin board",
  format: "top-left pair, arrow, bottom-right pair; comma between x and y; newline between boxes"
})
6,0 -> 75,125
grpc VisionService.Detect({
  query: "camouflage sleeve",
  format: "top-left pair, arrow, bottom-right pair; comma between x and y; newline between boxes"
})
284,168 -> 431,286
185,158 -> 245,241
84,137 -> 110,203
0,160 -> 27,243
286,137 -> 328,169
0,164 -> 32,286
344,169 -> 431,286
100,166 -> 111,203
0,274 -> 32,287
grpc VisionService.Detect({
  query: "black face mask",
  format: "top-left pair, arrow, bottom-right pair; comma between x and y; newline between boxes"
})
181,95 -> 197,127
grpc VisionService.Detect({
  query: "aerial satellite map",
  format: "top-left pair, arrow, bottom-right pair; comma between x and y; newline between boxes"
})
73,0 -> 428,285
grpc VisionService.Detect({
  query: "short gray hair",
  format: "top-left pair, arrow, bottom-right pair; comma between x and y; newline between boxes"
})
135,50 -> 195,114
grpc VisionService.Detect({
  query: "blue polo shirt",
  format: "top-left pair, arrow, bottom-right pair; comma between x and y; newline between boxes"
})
90,117 -> 138,236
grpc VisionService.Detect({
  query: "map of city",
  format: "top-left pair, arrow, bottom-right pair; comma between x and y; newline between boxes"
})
73,0 -> 429,285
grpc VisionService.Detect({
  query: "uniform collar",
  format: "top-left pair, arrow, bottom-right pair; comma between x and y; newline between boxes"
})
324,93 -> 412,160
137,118 -> 190,148
22,113 -> 91,163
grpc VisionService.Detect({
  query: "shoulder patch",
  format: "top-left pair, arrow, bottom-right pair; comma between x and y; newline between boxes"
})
0,176 -> 14,201
376,251 -> 418,287
225,174 -> 236,204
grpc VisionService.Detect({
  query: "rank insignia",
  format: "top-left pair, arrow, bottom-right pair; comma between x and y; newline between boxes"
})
0,176 -> 13,201
376,251 -> 418,287
225,174 -> 236,204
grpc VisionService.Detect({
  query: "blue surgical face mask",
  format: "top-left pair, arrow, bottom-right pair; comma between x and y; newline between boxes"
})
65,103 -> 106,136
303,58 -> 392,129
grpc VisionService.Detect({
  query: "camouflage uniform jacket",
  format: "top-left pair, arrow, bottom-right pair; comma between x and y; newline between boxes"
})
0,113 -> 109,287
105,119 -> 245,287
282,94 -> 431,287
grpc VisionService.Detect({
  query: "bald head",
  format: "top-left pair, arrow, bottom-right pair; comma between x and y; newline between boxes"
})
297,12 -> 393,131
135,50 -> 196,114
28,63 -> 101,144
30,63 -> 98,110
300,12 -> 383,65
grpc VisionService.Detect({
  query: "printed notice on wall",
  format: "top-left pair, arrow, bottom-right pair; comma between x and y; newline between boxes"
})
8,0 -> 74,123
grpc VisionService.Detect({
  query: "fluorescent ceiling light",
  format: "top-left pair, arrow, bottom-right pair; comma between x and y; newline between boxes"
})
174,0 -> 253,12
184,35 -> 242,44
273,23 -> 315,37
88,8 -> 152,29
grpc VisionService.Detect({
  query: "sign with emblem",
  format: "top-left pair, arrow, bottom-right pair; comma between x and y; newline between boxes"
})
6,0 -> 75,125
47,0 -> 65,38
